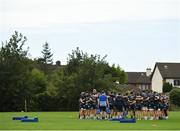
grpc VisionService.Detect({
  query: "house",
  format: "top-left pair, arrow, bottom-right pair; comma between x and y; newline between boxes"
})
151,62 -> 180,93
126,68 -> 151,90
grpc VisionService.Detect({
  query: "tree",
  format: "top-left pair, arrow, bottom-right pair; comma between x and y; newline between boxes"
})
163,82 -> 173,93
0,31 -> 31,111
37,42 -> 53,74
170,88 -> 180,107
41,42 -> 53,64
53,47 -> 127,110
109,64 -> 127,84
29,68 -> 47,94
27,68 -> 48,111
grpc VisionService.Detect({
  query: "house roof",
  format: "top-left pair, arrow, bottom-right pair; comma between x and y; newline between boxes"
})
126,72 -> 151,84
152,62 -> 180,79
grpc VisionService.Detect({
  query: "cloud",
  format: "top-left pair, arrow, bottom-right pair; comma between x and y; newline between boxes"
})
0,0 -> 179,28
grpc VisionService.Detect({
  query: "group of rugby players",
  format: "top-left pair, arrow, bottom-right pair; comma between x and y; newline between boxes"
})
79,89 -> 169,120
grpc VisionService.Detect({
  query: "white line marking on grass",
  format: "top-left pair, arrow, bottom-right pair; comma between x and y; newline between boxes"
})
0,129 -> 179,131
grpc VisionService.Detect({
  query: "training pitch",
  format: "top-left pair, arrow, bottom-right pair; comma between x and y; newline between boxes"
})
0,112 -> 180,130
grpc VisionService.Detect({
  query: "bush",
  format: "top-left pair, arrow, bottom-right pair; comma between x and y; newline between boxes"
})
170,88 -> 180,108
163,82 -> 173,93
169,103 -> 180,111
34,93 -> 64,111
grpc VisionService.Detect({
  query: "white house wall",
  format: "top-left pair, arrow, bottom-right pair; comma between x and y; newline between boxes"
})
152,67 -> 163,93
165,79 -> 174,85
166,79 -> 180,88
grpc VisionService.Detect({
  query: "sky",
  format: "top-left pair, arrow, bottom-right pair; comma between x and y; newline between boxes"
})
0,0 -> 180,71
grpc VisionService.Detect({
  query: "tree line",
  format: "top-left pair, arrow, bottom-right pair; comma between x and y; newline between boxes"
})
0,31 -> 127,111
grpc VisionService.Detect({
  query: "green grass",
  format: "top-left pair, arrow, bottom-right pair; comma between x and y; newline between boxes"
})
0,112 -> 180,130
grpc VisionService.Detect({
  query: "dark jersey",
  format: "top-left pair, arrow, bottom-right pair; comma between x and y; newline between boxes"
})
108,95 -> 115,105
115,95 -> 124,106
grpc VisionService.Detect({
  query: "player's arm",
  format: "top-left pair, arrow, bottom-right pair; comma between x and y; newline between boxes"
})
106,99 -> 109,108
133,100 -> 136,104
128,99 -> 132,105
98,98 -> 100,108
89,97 -> 93,102
80,98 -> 84,103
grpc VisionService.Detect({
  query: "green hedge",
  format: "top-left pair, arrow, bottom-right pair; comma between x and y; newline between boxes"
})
170,88 -> 180,110
163,83 -> 173,93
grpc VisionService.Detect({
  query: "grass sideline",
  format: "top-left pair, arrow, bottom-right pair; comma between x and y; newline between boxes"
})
0,112 -> 180,130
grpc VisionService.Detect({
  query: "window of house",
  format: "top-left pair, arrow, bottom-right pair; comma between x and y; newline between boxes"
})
174,80 -> 180,86
141,85 -> 146,90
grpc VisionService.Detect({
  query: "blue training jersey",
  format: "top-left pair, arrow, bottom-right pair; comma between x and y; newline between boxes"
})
99,94 -> 107,107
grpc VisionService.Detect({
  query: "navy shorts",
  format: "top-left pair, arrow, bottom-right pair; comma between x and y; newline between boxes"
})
109,103 -> 114,110
115,104 -> 123,112
99,106 -> 106,111
130,104 -> 136,111
85,104 -> 90,109
92,103 -> 97,109
136,104 -> 142,111
79,104 -> 85,109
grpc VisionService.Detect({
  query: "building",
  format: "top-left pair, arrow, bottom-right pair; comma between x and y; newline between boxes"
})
151,62 -> 180,93
126,68 -> 151,90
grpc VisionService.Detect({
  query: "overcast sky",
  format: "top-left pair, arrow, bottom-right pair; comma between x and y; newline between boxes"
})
0,0 -> 180,71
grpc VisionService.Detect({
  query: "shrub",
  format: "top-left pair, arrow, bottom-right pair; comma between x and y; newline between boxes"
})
170,88 -> 180,107
163,82 -> 173,93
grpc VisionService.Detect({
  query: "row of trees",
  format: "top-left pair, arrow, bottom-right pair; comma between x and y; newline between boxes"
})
0,31 -> 127,111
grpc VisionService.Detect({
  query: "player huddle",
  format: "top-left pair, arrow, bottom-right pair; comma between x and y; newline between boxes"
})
79,89 -> 169,120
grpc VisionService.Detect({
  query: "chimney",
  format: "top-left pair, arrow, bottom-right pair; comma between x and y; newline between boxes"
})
56,60 -> 61,66
146,68 -> 151,77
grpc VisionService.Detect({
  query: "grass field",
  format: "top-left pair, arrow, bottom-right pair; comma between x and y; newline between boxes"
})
0,112 -> 180,130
